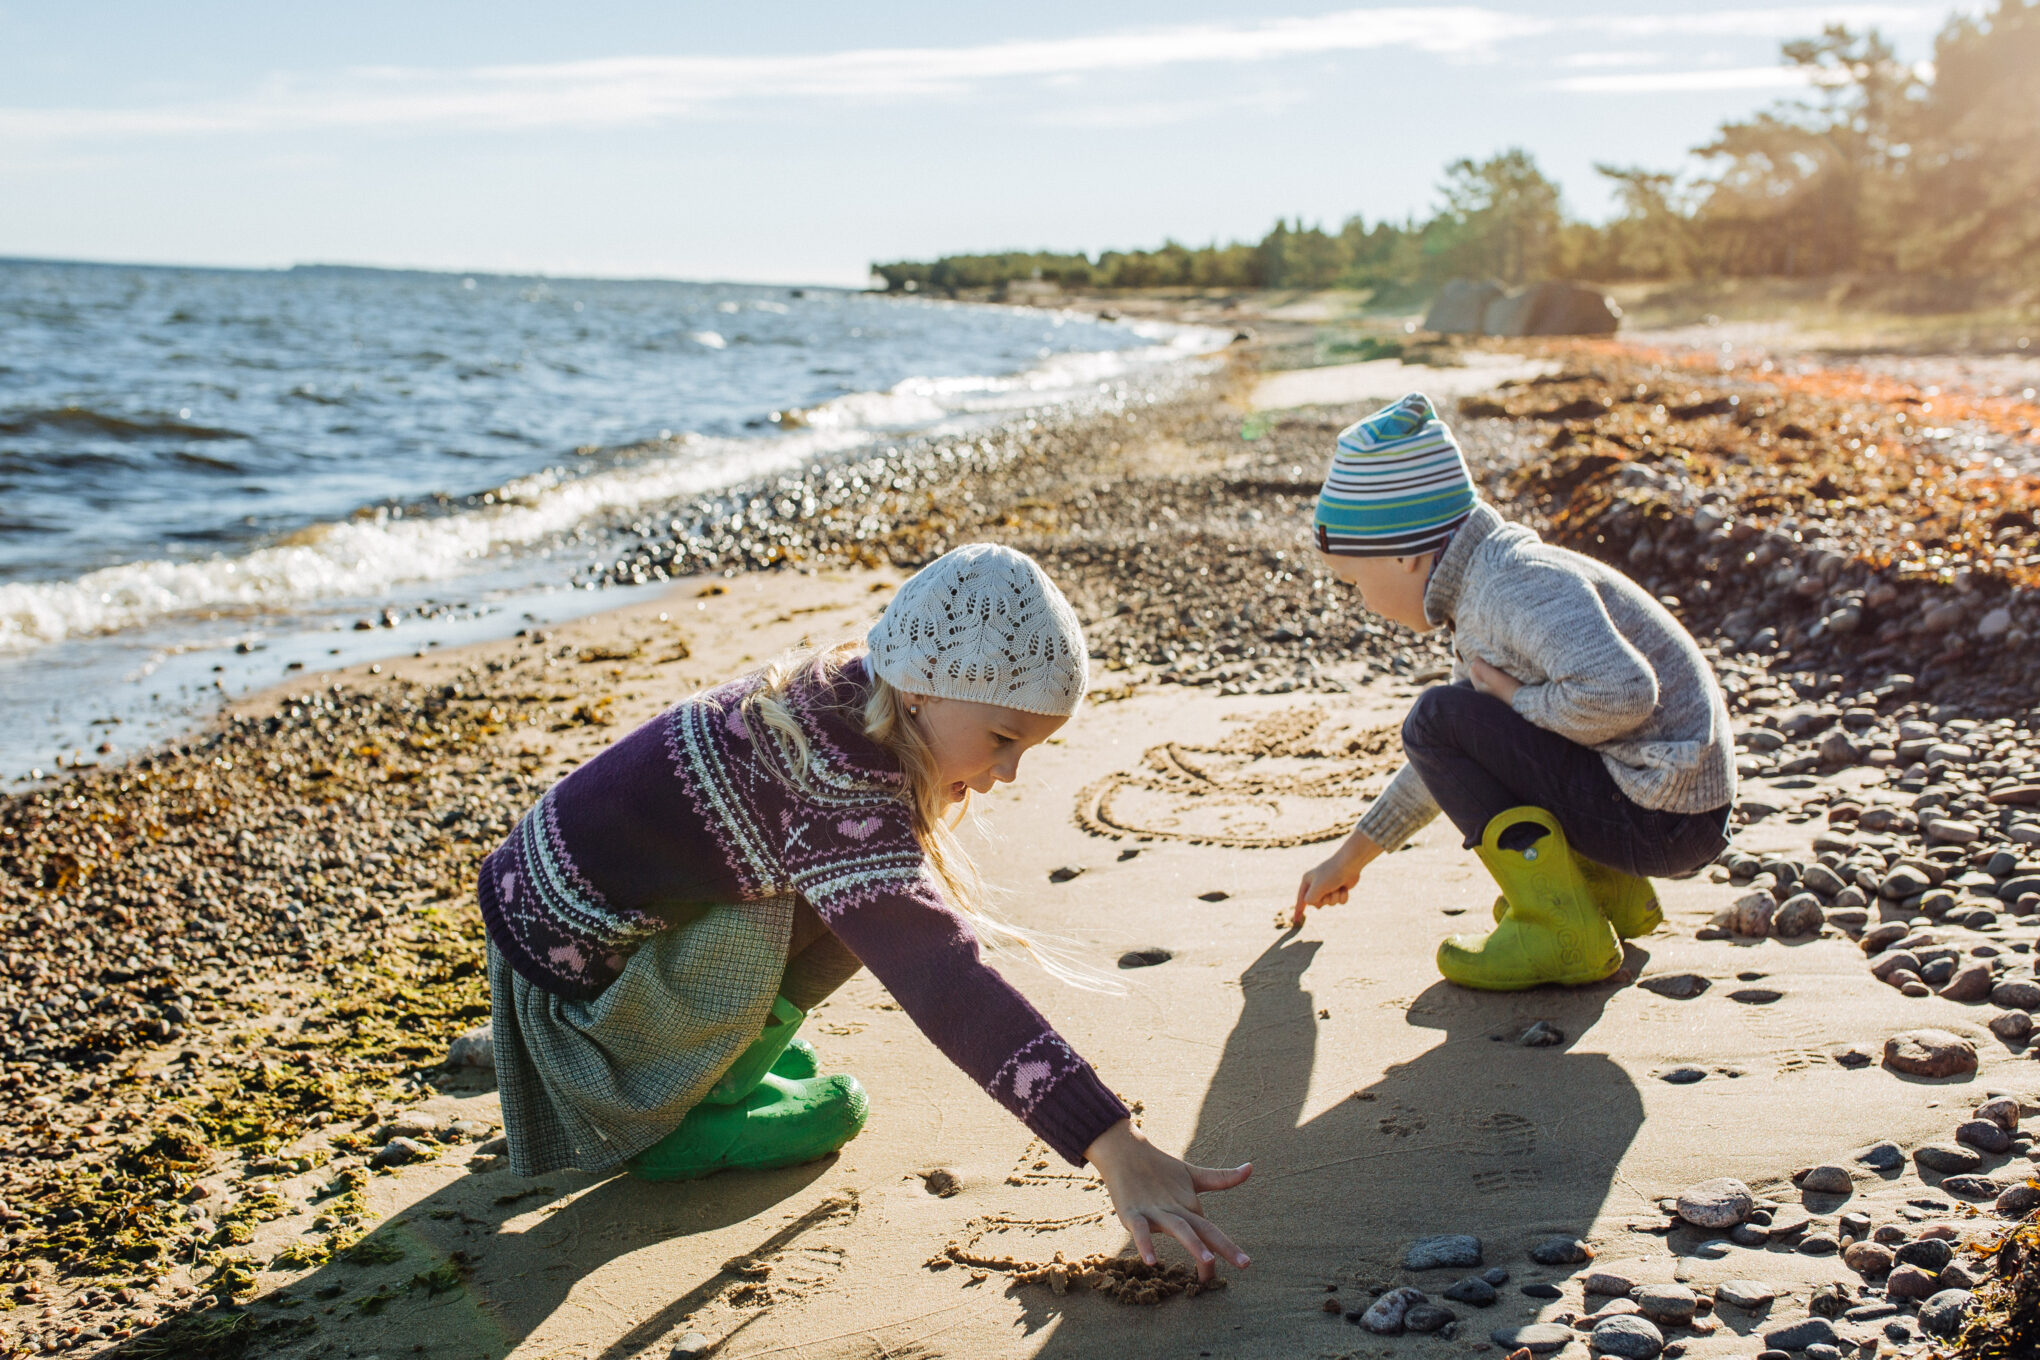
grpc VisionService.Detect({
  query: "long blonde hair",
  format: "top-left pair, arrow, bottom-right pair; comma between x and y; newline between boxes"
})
741,640 -> 1112,990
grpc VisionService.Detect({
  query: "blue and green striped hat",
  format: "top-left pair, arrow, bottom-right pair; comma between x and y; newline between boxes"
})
1313,392 -> 1475,557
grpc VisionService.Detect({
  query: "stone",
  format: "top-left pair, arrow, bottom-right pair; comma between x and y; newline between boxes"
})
1639,974 -> 1709,1000
671,1334 -> 711,1357
1884,1029 -> 1978,1078
1957,1118 -> 2013,1154
1919,1288 -> 1975,1338
1660,1066 -> 1707,1084
1894,1237 -> 1955,1272
1443,1275 -> 1497,1306
369,1136 -> 434,1169
1762,1316 -> 1838,1351
1404,1302 -> 1456,1333
1941,1174 -> 2004,1199
1403,1234 -> 1482,1270
1529,1235 -> 1592,1265
1885,1264 -> 1938,1301
1490,1322 -> 1575,1353
1854,1141 -> 1904,1171
1800,863 -> 1847,897
1940,1261 -> 1978,1290
1634,1283 -> 1696,1325
1998,1183 -> 2040,1217
1483,1265 -> 1511,1285
1990,1009 -> 2035,1042
1360,1286 -> 1426,1334
1977,1094 -> 2024,1129
1518,1020 -> 1566,1047
1715,1280 -> 1775,1311
1583,1271 -> 1636,1296
1927,815 -> 1982,843
1883,866 -> 1934,898
1591,1314 -> 1664,1359
1047,865 -> 1086,883
1797,1165 -> 1853,1195
1714,891 -> 1777,937
1916,1143 -> 1984,1174
1842,1241 -> 1893,1276
1797,1234 -> 1839,1255
378,1112 -> 444,1142
1808,1283 -> 1850,1318
1991,978 -> 2040,1011
1939,962 -> 1995,1003
1861,921 -> 1911,954
1774,894 -> 1826,937
444,1024 -> 493,1068
1676,1178 -> 1754,1229
1521,1283 -> 1563,1299
1579,1298 -> 1642,1325
1870,950 -> 1921,982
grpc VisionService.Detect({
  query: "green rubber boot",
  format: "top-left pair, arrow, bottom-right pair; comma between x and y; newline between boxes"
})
1440,807 -> 1622,991
1491,856 -> 1662,939
703,997 -> 807,1106
627,1071 -> 869,1182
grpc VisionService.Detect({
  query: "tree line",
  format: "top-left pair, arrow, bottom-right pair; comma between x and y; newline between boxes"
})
872,0 -> 2039,295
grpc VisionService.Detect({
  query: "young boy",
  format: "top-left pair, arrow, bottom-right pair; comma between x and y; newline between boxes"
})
1293,393 -> 1736,989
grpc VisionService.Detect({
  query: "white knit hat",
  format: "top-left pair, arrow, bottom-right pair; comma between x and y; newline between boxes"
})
867,543 -> 1088,717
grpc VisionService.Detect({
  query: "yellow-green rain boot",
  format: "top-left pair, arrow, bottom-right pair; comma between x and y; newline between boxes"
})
1441,807 -> 1622,991
1491,855 -> 1662,939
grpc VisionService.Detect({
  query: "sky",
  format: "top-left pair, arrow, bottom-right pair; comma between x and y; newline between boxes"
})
0,2 -> 1966,286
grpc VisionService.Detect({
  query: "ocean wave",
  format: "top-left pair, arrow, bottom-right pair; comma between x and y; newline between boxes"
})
0,405 -> 249,442
0,325 -> 1228,656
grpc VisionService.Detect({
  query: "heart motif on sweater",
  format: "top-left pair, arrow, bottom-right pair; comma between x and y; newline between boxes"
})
838,815 -> 884,840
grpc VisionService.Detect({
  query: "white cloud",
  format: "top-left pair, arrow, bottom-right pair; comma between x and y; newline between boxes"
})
1548,65 -> 1820,93
1554,50 -> 1670,69
0,4 -> 1949,141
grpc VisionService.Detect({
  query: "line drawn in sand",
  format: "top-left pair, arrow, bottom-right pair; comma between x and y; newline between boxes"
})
1074,707 -> 1401,849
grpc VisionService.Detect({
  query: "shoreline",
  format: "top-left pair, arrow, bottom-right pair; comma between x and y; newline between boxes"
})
6,331 -> 2040,1357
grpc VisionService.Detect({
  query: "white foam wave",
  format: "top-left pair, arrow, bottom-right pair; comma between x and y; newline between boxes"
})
0,321 -> 1229,656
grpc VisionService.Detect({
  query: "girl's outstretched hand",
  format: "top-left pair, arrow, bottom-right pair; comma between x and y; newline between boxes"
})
1085,1119 -> 1251,1283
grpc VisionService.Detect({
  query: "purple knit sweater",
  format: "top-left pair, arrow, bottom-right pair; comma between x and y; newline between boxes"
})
477,656 -> 1127,1165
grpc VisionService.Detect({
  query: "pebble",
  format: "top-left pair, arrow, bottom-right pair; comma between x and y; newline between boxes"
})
1989,1009 -> 2035,1041
1583,1271 -> 1636,1296
369,1136 -> 434,1169
1997,1183 -> 2040,1216
1638,974 -> 1710,1000
1528,1235 -> 1592,1265
1714,1280 -> 1775,1311
1675,1178 -> 1754,1229
1956,1118 -> 2013,1154
1796,1233 -> 1839,1255
1660,1066 -> 1707,1084
1885,1264 -> 1939,1301
1853,1141 -> 1905,1170
1773,893 -> 1825,936
1590,1314 -> 1664,1359
1883,1029 -> 1978,1077
1841,1241 -> 1893,1276
1976,1094 -> 2023,1129
445,1024 -> 494,1068
1402,1234 -> 1482,1270
1918,1288 -> 1976,1339
1117,947 -> 1173,969
1714,892 -> 1777,937
1047,865 -> 1086,883
1937,961 -> 1994,1002
1761,1316 -> 1839,1351
1520,1282 -> 1563,1299
1489,1322 -> 1574,1353
671,1334 -> 711,1357
1796,1165 -> 1852,1195
1915,1143 -> 1984,1174
1860,921 -> 1910,953
1939,1173 -> 2003,1199
1403,1302 -> 1456,1334
1443,1275 -> 1497,1306
1517,1020 -> 1565,1047
1634,1283 -> 1696,1325
1359,1285 -> 1426,1334
1803,1347 -> 1842,1360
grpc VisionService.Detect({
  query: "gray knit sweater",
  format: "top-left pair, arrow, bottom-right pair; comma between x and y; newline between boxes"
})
1356,502 -> 1737,852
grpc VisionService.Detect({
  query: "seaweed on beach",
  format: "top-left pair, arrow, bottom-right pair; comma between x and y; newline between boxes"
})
1956,1217 -> 2040,1359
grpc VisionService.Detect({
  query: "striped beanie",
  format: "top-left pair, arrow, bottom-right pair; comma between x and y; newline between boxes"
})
1313,392 -> 1475,557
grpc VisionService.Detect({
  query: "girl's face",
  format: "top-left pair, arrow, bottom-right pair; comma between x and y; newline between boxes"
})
909,696 -> 1068,805
1320,549 -> 1437,632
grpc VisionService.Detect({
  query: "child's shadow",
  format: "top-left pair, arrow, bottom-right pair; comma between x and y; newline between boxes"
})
1025,930 -> 1644,1348
191,1151 -> 841,1360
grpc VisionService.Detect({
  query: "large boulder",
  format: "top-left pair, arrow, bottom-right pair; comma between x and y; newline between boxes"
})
1482,281 -> 1622,337
1423,279 -> 1505,335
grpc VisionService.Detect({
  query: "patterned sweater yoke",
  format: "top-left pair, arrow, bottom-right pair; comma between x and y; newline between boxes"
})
477,656 -> 1128,1165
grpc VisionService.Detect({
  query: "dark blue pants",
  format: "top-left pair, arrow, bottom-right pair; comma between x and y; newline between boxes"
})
1400,683 -> 1730,878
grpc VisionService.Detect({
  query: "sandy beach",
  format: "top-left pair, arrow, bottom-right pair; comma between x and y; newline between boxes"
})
9,329 -> 2040,1360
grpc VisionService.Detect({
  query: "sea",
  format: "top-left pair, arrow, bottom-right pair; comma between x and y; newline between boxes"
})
0,259 -> 1226,784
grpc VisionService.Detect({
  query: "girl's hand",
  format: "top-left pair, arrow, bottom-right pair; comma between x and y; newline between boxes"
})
1085,1119 -> 1250,1283
1467,655 -> 1522,703
1293,830 -> 1381,926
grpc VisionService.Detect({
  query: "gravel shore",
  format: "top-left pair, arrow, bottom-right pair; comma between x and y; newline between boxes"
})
4,334 -> 2039,1358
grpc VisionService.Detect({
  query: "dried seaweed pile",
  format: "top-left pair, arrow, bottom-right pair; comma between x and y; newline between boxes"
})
1957,1216 -> 2040,1359
1461,349 -> 2040,710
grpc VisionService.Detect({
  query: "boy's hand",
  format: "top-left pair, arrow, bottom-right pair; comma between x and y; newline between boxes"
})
1468,655 -> 1522,703
1085,1119 -> 1251,1284
1293,831 -> 1381,926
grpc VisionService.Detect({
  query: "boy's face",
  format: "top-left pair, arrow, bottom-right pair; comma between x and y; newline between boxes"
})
1319,550 -> 1436,633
